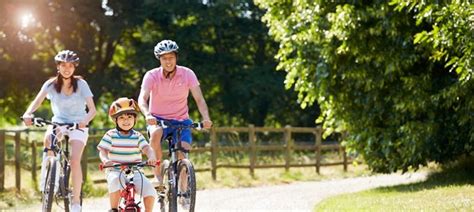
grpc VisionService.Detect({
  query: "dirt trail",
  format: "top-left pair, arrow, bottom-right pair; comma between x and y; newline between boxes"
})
18,172 -> 428,211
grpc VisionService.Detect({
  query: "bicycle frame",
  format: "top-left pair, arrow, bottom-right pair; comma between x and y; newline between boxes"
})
100,162 -> 154,212
24,117 -> 80,212
156,120 -> 201,212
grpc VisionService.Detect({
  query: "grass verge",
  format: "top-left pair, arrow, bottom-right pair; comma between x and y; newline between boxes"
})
315,157 -> 474,211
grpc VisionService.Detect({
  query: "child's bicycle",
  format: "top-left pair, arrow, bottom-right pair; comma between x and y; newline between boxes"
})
155,120 -> 203,212
22,117 -> 83,212
99,161 -> 156,212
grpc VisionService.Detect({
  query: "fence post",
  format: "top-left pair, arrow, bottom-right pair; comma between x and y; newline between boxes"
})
342,146 -> 348,172
81,147 -> 88,182
249,124 -> 256,178
32,138 -> 37,184
315,128 -> 322,174
341,132 -> 348,172
0,130 -> 5,191
210,128 -> 217,180
284,125 -> 292,172
15,131 -> 21,191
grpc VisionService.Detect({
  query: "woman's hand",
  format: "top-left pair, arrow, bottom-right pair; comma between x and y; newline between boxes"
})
78,121 -> 88,128
22,114 -> 34,126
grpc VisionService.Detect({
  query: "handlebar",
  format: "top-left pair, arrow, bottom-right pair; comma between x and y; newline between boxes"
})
99,161 -> 159,171
156,119 -> 203,130
21,117 -> 82,129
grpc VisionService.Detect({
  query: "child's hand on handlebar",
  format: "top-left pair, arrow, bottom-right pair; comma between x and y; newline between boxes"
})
147,158 -> 158,166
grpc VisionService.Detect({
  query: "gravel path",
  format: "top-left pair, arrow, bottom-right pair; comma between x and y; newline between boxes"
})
19,172 -> 427,211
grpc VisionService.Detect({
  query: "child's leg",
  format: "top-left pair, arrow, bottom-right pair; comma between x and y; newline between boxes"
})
106,171 -> 123,210
109,191 -> 120,209
134,173 -> 157,211
143,196 -> 155,212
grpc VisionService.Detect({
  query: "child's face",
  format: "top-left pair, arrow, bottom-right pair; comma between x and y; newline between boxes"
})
116,113 -> 136,131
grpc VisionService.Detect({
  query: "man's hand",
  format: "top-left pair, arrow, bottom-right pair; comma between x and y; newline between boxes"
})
202,120 -> 213,129
146,115 -> 157,125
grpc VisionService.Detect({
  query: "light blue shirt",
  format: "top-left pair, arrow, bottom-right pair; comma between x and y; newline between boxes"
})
41,78 -> 93,123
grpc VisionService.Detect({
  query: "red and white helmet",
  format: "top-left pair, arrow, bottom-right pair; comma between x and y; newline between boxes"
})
154,40 -> 179,59
54,50 -> 80,66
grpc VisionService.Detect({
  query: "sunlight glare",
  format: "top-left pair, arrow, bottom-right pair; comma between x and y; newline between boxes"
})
20,12 -> 35,28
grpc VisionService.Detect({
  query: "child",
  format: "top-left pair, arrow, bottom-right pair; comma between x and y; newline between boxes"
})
97,97 -> 157,212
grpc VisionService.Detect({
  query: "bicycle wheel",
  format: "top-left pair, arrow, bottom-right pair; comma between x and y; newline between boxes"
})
159,160 -> 170,212
169,162 -> 178,212
177,159 -> 196,212
62,164 -> 71,212
42,158 -> 57,212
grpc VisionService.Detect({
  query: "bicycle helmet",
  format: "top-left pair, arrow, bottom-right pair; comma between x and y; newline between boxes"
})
54,50 -> 80,66
154,40 -> 179,59
108,97 -> 141,120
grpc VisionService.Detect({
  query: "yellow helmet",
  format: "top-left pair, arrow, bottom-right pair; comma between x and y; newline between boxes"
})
108,97 -> 141,120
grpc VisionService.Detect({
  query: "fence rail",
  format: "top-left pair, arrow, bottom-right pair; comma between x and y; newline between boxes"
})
0,125 -> 349,191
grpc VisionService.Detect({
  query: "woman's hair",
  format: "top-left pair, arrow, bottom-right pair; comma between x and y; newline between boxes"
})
51,74 -> 83,93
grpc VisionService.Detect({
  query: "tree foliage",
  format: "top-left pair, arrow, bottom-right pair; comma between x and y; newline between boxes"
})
255,0 -> 473,172
0,1 -> 319,127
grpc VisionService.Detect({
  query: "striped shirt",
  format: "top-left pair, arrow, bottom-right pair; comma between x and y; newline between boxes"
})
97,129 -> 149,163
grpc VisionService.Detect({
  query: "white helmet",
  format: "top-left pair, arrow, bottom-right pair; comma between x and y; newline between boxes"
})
54,50 -> 80,66
154,40 -> 179,59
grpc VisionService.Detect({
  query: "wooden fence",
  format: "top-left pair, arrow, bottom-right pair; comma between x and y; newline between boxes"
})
0,125 -> 349,191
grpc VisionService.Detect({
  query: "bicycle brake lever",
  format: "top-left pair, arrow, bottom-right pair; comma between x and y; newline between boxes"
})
33,118 -> 45,127
196,122 -> 202,130
160,120 -> 168,129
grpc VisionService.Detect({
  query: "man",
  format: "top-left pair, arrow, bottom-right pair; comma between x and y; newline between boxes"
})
138,39 -> 212,184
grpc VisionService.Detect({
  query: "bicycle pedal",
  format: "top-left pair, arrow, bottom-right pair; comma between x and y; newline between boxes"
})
154,184 -> 166,191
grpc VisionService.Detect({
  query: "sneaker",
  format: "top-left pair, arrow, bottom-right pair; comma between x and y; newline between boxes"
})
71,203 -> 81,212
179,197 -> 191,210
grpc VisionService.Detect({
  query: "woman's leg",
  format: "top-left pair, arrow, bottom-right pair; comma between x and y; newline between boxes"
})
70,139 -> 85,204
39,130 -> 54,191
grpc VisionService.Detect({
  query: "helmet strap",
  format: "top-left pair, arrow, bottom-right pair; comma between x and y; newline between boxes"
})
115,117 -> 136,134
164,67 -> 176,79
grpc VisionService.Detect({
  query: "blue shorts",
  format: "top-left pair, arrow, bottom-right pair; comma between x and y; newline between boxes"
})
147,117 -> 193,145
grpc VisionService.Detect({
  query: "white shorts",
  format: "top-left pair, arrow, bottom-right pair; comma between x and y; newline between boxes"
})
46,126 -> 89,144
106,170 -> 157,199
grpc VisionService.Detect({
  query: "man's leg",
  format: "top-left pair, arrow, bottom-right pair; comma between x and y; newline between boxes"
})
149,126 -> 163,182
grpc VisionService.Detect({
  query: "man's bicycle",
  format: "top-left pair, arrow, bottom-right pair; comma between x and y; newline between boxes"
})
22,117 -> 83,212
99,161 -> 156,212
156,120 -> 202,212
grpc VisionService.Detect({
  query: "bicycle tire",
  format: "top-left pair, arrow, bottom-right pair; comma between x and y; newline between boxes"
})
159,160 -> 170,212
63,164 -> 71,212
169,163 -> 178,212
42,158 -> 56,212
177,159 -> 196,212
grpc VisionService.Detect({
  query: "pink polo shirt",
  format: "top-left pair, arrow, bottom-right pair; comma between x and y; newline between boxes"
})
141,65 -> 200,120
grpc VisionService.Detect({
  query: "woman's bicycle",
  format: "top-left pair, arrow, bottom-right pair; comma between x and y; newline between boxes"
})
99,161 -> 156,212
156,120 -> 202,212
22,117 -> 83,212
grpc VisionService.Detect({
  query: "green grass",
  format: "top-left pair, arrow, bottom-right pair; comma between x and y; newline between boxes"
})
315,157 -> 474,211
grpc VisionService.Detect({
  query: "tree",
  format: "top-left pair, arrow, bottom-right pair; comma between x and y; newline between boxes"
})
255,0 -> 473,172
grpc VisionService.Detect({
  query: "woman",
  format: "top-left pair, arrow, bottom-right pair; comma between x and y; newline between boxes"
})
22,50 -> 96,212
